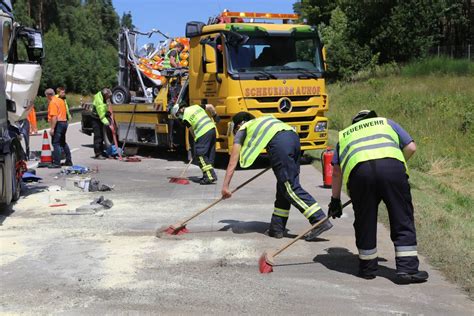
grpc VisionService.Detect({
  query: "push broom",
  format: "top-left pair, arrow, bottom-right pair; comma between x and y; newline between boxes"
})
258,200 -> 352,273
169,158 -> 193,185
158,168 -> 270,236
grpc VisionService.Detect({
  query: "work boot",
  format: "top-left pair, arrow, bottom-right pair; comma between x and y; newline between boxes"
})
396,271 -> 429,284
265,229 -> 284,239
199,177 -> 216,185
358,270 -> 376,280
304,220 -> 333,241
63,160 -> 73,167
93,155 -> 107,160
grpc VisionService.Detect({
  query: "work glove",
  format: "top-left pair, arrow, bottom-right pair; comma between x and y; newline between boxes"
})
213,114 -> 221,123
328,197 -> 343,219
101,117 -> 110,126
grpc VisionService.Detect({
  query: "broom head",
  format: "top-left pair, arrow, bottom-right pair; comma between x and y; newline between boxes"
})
163,223 -> 189,235
258,251 -> 274,274
168,177 -> 190,185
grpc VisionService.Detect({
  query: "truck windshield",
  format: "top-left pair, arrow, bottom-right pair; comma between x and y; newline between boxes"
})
227,35 -> 324,75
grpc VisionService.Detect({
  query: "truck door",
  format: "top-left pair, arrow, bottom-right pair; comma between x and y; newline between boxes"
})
196,34 -> 226,108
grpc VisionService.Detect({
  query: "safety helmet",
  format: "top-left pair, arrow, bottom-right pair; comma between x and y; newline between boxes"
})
352,110 -> 377,124
171,104 -> 182,119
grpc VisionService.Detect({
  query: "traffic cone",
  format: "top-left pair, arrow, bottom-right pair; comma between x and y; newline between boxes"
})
38,130 -> 52,167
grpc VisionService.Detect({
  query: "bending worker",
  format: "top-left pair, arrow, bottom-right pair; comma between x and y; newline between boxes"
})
221,112 -> 331,240
171,103 -> 218,185
328,110 -> 428,283
91,88 -> 113,160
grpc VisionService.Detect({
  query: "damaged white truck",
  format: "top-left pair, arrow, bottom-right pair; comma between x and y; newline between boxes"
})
1,0 -> 43,207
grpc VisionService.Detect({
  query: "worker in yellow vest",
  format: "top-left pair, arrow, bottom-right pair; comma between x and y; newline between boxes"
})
162,42 -> 184,68
171,103 -> 218,185
329,110 -> 428,283
221,112 -> 331,240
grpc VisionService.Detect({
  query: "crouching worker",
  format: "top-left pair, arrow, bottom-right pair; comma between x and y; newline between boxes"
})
171,103 -> 218,185
91,88 -> 113,160
329,110 -> 428,283
221,112 -> 332,240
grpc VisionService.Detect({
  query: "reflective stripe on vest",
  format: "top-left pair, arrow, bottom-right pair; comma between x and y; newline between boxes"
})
239,116 -> 294,168
182,105 -> 215,140
338,117 -> 407,186
162,49 -> 180,68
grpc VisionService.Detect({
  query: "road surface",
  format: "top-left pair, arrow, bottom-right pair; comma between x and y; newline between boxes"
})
1,123 -> 472,314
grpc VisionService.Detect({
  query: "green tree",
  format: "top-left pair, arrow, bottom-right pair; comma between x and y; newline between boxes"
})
12,0 -> 121,94
320,7 -> 375,80
121,11 -> 134,29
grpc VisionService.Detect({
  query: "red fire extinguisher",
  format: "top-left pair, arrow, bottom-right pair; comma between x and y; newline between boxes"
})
321,147 -> 334,188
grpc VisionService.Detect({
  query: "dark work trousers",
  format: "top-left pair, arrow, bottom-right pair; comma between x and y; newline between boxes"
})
194,128 -> 217,181
91,117 -> 112,157
266,130 -> 325,233
348,158 -> 419,274
52,121 -> 72,165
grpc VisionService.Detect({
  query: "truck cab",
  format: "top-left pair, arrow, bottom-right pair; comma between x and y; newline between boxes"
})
186,11 -> 328,152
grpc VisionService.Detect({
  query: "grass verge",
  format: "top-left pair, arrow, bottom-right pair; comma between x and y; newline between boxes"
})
308,68 -> 474,297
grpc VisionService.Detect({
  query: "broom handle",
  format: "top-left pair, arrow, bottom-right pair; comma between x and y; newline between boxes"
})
272,200 -> 352,258
178,158 -> 193,178
179,168 -> 270,226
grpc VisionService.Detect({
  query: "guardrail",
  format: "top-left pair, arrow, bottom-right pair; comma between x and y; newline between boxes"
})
36,107 -> 83,120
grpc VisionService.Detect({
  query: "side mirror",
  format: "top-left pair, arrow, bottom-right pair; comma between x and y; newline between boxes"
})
322,47 -> 327,71
204,44 -> 217,74
6,99 -> 16,113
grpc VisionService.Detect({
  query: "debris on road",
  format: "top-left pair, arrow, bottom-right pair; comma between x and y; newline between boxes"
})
48,185 -> 62,192
61,165 -> 90,175
89,179 -> 114,192
49,203 -> 67,207
22,172 -> 42,182
65,177 -> 91,192
50,196 -> 113,216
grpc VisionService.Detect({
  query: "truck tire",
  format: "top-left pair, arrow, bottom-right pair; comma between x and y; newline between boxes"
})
11,148 -> 21,202
0,154 -> 13,206
112,86 -> 131,104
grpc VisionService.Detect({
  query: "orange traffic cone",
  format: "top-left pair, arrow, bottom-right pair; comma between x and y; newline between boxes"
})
38,130 -> 53,167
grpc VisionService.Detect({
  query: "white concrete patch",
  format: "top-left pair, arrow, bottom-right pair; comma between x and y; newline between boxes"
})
155,238 -> 260,264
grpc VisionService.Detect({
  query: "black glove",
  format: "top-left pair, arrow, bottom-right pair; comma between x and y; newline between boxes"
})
328,197 -> 343,219
213,114 -> 221,123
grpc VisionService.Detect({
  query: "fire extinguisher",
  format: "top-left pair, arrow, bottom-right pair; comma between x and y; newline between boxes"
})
321,147 -> 334,188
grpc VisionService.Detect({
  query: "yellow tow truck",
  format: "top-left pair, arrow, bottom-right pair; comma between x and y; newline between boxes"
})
112,11 -> 329,156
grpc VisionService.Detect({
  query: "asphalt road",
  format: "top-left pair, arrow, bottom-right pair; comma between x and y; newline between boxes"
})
1,123 -> 472,314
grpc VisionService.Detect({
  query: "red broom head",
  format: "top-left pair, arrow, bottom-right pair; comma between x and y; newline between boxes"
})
175,178 -> 190,185
168,177 -> 190,184
164,225 -> 189,235
258,252 -> 274,274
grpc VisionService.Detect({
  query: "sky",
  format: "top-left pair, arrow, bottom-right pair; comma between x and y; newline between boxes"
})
112,0 -> 297,41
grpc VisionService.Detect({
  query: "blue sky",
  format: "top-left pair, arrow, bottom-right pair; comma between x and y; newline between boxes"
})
112,0 -> 297,39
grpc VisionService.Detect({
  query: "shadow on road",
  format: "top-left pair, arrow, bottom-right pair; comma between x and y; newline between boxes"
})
218,219 -> 269,235
313,247 -> 404,284
0,204 -> 14,226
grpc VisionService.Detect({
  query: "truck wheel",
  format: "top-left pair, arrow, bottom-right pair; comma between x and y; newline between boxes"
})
11,149 -> 21,202
112,86 -> 131,104
0,155 -> 13,206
